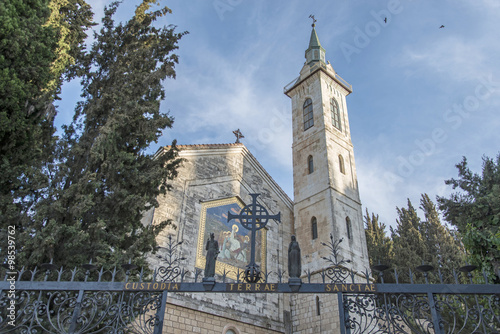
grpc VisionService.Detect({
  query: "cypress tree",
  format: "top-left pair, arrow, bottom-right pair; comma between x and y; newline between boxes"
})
364,209 -> 394,282
438,155 -> 500,283
420,193 -> 465,283
390,199 -> 427,283
0,0 -> 93,243
13,0 -> 186,270
365,209 -> 392,267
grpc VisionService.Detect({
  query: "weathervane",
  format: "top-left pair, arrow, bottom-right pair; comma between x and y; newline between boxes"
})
232,129 -> 244,143
309,14 -> 316,27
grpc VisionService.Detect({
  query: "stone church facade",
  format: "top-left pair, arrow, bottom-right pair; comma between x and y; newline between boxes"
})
146,24 -> 370,334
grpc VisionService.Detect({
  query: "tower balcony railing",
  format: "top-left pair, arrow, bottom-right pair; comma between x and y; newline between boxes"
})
283,62 -> 352,93
283,76 -> 300,94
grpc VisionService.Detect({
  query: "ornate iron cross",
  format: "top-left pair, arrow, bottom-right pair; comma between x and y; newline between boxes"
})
227,193 -> 280,282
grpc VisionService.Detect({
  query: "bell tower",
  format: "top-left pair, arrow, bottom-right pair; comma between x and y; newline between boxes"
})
284,21 -> 369,277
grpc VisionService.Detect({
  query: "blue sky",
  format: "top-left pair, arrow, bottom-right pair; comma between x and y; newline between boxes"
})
57,0 -> 500,229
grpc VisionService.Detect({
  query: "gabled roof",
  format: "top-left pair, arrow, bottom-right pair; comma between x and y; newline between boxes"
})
170,143 -> 244,150
155,143 -> 293,208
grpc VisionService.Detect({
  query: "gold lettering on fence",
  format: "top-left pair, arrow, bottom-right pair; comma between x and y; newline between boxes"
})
124,282 -> 181,291
324,284 -> 376,293
225,283 -> 278,292
124,282 -> 376,293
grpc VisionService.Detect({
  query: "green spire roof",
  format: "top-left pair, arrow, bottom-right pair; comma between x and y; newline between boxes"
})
305,24 -> 326,65
308,26 -> 322,49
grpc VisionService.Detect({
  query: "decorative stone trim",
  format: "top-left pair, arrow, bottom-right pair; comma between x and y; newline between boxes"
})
222,324 -> 241,334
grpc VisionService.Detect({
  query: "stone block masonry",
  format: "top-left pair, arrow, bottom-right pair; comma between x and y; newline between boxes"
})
163,302 -> 285,334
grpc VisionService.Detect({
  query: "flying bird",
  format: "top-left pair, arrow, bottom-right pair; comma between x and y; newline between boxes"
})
439,25 -> 445,28
384,17 -> 387,23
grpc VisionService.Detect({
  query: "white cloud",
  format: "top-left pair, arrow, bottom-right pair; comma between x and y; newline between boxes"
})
398,37 -> 490,82
357,154 -> 460,230
392,2 -> 500,85
162,37 -> 294,176
475,0 -> 500,9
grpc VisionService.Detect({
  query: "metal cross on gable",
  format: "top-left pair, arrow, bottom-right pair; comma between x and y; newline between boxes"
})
227,193 -> 280,282
232,129 -> 244,143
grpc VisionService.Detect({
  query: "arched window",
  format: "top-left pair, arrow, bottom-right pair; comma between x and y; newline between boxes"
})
303,98 -> 314,131
316,296 -> 321,316
338,155 -> 345,174
308,155 -> 314,174
223,326 -> 240,334
331,98 -> 342,131
346,217 -> 352,240
311,217 -> 318,240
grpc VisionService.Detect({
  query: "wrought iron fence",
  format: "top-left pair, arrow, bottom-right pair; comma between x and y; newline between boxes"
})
339,268 -> 500,334
1,234 -> 499,333
0,236 -> 187,334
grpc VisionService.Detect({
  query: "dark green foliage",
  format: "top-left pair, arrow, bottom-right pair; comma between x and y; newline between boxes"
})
364,209 -> 395,282
420,194 -> 465,283
438,155 -> 500,283
364,210 -> 393,278
366,195 -> 465,283
390,199 -> 427,283
0,0 -> 57,226
0,0 -> 93,228
4,0 -> 186,272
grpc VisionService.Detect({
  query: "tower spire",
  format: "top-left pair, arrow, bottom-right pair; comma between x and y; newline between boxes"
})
305,16 -> 326,65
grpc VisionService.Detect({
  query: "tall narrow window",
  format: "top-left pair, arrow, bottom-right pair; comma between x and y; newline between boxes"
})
346,217 -> 352,240
330,98 -> 342,131
339,155 -> 345,174
303,98 -> 313,131
316,296 -> 321,316
308,155 -> 314,174
311,217 -> 318,240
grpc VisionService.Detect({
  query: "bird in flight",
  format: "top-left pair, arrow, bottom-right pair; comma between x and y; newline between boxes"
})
439,25 -> 445,28
384,17 -> 387,23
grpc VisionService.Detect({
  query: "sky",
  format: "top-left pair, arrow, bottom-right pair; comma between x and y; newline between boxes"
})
57,0 -> 500,230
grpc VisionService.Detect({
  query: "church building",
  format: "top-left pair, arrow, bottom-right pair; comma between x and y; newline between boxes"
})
147,22 -> 370,334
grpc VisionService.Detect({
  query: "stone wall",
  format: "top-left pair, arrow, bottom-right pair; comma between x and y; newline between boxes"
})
162,302 -> 285,334
290,293 -> 340,334
290,271 -> 369,334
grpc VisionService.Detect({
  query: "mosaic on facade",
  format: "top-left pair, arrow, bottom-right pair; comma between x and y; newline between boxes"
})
195,197 -> 267,280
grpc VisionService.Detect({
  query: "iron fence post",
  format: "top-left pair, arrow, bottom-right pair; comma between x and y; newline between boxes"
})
473,293 -> 488,333
154,290 -> 168,334
427,292 -> 443,334
337,292 -> 346,334
382,294 -> 393,334
68,289 -> 84,334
